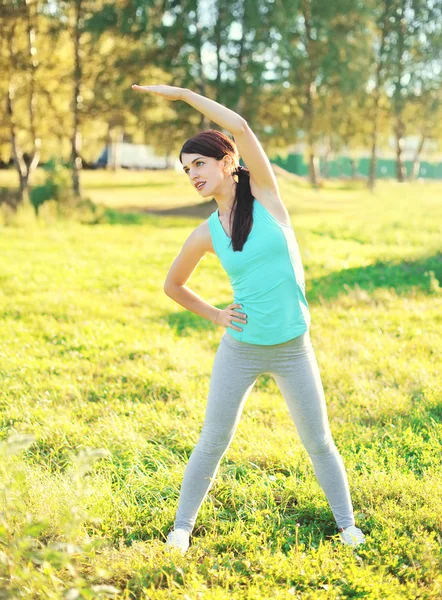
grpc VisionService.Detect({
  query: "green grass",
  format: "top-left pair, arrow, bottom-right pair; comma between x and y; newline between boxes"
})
0,171 -> 441,598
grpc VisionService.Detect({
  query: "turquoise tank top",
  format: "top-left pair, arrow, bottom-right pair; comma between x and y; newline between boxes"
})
208,198 -> 310,345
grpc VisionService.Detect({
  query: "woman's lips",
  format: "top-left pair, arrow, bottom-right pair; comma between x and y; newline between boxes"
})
195,181 -> 206,191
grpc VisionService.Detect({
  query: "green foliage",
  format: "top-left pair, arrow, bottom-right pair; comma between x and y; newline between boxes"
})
26,161 -> 145,225
0,435 -> 115,599
2,0 -> 441,182
30,159 -> 74,216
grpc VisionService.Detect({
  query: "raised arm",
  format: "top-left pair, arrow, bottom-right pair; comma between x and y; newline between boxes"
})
132,84 -> 279,196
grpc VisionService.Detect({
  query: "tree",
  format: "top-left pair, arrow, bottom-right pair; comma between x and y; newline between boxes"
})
277,0 -> 374,186
1,0 -> 42,208
149,0 -> 283,136
386,0 -> 442,182
367,0 -> 392,191
406,89 -> 442,179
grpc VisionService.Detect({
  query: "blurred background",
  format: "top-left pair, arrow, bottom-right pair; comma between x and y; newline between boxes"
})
1,4 -> 442,596
1,0 -> 441,219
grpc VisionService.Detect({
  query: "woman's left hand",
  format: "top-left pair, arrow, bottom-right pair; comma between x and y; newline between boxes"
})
131,84 -> 185,101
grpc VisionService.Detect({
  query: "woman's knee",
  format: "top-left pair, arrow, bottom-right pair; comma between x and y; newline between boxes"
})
303,432 -> 337,458
196,427 -> 233,456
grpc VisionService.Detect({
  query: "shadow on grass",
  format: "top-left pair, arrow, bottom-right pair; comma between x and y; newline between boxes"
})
307,252 -> 442,303
164,305 -> 223,337
97,207 -> 147,225
82,201 -> 219,226
163,254 -> 441,339
115,198 -> 331,218
85,181 -> 170,190
130,198 -> 217,217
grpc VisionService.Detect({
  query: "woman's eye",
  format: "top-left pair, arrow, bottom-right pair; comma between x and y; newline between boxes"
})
185,161 -> 203,175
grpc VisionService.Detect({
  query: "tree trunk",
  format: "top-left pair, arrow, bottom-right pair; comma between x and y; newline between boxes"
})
368,107 -> 378,191
321,134 -> 333,178
7,84 -> 30,206
368,1 -> 390,192
307,151 -> 319,187
214,0 -> 223,103
192,4 -> 210,130
72,0 -> 83,198
395,120 -> 406,182
108,126 -> 123,171
410,134 -> 426,180
19,172 -> 31,206
350,158 -> 357,179
234,0 -> 248,117
24,0 -> 41,189
305,96 -> 318,187
106,123 -> 113,169
113,128 -> 124,170
6,2 -> 40,210
301,0 -> 318,188
393,0 -> 406,182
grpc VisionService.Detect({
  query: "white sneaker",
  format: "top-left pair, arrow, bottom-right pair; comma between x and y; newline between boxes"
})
165,528 -> 190,554
339,525 -> 366,547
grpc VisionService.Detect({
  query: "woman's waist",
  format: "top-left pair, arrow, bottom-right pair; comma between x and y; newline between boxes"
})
232,296 -> 307,323
231,277 -> 300,302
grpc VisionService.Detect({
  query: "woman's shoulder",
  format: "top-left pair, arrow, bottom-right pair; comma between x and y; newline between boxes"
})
197,219 -> 216,254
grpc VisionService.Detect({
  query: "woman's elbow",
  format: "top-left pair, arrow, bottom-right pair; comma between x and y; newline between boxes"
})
163,280 -> 173,296
233,118 -> 248,135
164,280 -> 180,297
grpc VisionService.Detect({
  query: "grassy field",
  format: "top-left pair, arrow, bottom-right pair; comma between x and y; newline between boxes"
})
0,170 -> 441,598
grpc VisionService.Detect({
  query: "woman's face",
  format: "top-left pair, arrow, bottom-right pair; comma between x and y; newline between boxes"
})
181,152 -> 232,198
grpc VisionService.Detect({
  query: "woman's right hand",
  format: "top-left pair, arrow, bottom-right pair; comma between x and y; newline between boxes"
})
215,303 -> 247,331
131,84 -> 185,101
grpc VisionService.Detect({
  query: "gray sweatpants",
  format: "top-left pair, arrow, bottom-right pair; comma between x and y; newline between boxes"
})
173,330 -> 355,532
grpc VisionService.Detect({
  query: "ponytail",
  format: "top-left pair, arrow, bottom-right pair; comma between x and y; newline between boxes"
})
230,165 -> 254,252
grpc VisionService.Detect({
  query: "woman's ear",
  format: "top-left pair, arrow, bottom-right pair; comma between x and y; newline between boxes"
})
223,155 -> 234,173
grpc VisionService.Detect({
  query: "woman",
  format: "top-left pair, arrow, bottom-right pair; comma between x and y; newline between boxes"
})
132,83 -> 366,554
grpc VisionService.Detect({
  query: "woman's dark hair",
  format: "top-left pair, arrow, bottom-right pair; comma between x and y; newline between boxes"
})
179,129 -> 254,252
